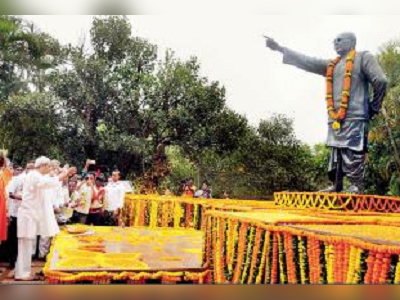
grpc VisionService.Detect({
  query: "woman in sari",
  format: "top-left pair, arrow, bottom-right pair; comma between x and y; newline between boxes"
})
0,152 -> 12,244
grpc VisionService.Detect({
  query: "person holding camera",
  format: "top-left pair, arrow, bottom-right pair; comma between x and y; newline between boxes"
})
72,173 -> 97,224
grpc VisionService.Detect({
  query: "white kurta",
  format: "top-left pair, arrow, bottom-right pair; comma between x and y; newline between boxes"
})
104,182 -> 126,212
17,171 -> 60,239
47,179 -> 63,208
39,176 -> 61,236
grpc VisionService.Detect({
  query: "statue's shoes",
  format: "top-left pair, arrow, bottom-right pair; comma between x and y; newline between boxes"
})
344,185 -> 363,195
318,186 -> 337,193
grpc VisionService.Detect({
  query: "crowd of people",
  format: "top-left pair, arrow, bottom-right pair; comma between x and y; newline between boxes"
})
0,150 -> 233,281
172,177 -> 229,199
0,153 -> 127,281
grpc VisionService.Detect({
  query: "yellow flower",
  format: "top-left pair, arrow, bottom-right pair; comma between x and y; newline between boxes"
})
332,121 -> 341,131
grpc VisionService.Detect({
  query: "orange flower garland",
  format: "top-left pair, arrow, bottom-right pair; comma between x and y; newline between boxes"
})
313,239 -> 321,284
248,227 -> 262,284
342,244 -> 350,283
379,253 -> 391,284
326,50 -> 357,131
271,233 -> 279,284
284,233 -> 297,284
307,237 -> 317,284
232,223 -> 249,284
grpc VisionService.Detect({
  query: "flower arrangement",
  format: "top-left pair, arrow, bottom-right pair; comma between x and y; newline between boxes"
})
204,212 -> 400,284
326,50 -> 356,131
44,226 -> 208,284
45,195 -> 400,285
123,196 -> 206,230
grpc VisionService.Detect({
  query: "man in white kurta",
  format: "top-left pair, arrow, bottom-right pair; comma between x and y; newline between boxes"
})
15,157 -> 76,281
37,174 -> 62,260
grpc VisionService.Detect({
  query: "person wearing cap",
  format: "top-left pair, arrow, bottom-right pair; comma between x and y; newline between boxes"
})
14,156 -> 76,281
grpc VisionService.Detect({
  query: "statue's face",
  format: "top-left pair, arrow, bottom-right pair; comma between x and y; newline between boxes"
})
333,33 -> 356,56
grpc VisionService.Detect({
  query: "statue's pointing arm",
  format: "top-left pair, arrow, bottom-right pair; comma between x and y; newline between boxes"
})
282,48 -> 329,76
362,52 -> 388,119
265,38 -> 328,76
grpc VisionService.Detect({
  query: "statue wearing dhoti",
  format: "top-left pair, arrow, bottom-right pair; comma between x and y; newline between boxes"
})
266,33 -> 388,194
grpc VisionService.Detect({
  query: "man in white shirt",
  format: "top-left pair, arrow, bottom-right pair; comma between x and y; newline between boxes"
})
15,156 -> 76,281
103,171 -> 125,226
4,164 -> 26,269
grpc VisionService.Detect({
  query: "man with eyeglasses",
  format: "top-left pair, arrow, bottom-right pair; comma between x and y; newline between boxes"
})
265,32 -> 388,194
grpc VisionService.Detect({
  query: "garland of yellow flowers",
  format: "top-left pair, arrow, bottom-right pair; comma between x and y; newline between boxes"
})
277,233 -> 288,284
255,231 -> 269,284
326,50 -> 357,131
394,257 -> 400,284
248,227 -> 263,283
149,199 -> 159,228
241,226 -> 256,283
298,236 -> 308,284
173,202 -> 183,228
193,204 -> 199,229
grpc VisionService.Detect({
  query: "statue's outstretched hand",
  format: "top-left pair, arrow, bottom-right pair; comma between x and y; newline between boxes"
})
265,37 -> 283,53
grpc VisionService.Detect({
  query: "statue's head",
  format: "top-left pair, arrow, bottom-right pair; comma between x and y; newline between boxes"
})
333,32 -> 357,57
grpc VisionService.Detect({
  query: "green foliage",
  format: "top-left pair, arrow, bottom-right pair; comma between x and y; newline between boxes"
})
186,114 -> 319,199
365,40 -> 400,195
0,16 -> 242,184
0,92 -> 62,163
313,143 -> 331,189
159,146 -> 197,194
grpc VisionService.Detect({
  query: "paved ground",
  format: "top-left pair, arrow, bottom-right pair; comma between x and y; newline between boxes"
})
0,261 -> 46,284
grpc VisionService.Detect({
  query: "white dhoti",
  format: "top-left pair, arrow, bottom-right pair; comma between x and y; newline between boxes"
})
15,238 -> 34,280
32,237 -> 37,257
39,236 -> 52,258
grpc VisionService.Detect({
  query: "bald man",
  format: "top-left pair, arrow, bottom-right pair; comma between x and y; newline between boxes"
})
266,32 -> 388,194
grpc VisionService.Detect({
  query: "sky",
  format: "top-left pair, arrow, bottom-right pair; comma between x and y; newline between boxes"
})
22,15 -> 400,146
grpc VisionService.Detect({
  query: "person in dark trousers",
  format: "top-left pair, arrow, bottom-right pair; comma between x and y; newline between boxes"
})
5,164 -> 24,269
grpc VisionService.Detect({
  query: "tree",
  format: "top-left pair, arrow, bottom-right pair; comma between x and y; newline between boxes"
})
312,143 -> 331,190
0,92 -> 62,163
48,16 -> 239,184
0,15 -> 29,101
365,40 -> 400,195
0,16 -> 64,100
189,114 -> 318,198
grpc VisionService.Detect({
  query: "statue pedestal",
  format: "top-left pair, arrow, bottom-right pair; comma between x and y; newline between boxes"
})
274,192 -> 400,213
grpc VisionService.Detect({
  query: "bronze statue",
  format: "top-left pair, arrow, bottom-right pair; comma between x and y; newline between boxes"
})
266,32 -> 388,194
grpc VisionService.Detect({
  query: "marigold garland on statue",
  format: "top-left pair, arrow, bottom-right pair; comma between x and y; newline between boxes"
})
326,50 -> 357,131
